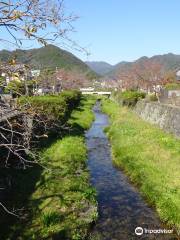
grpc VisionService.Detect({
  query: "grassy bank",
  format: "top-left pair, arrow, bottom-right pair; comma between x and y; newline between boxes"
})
0,96 -> 97,240
102,99 -> 180,231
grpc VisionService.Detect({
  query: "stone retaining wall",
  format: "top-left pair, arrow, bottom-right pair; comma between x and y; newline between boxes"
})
135,100 -> 180,138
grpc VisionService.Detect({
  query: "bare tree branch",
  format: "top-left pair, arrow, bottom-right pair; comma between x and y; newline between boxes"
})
0,0 -> 79,48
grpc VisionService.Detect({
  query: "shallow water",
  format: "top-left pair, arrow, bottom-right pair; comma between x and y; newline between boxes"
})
86,101 -> 177,240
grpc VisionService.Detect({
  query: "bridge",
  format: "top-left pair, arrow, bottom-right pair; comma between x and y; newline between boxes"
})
81,91 -> 111,95
80,88 -> 111,96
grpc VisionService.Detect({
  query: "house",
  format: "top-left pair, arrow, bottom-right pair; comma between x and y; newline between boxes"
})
31,70 -> 40,78
159,88 -> 180,106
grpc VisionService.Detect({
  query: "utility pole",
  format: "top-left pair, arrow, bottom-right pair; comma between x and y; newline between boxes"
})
24,68 -> 29,96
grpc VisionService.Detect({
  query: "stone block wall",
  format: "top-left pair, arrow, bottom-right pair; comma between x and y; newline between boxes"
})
135,100 -> 180,138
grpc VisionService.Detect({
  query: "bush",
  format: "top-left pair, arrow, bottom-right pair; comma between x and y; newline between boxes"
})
21,95 -> 67,120
148,93 -> 158,102
115,90 -> 146,107
164,83 -> 180,90
19,90 -> 81,122
60,90 -> 81,111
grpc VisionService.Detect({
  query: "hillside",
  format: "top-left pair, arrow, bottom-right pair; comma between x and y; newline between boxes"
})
107,61 -> 131,77
86,61 -> 114,75
0,45 -> 98,78
107,53 -> 180,77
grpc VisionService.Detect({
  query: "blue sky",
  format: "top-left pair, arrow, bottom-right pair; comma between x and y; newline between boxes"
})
1,1 -> 180,64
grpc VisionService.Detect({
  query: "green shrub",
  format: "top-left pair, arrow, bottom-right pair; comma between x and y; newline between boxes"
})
148,93 -> 158,102
19,90 -> 81,122
61,90 -> 81,110
116,90 -> 146,107
164,83 -> 180,90
21,95 -> 67,120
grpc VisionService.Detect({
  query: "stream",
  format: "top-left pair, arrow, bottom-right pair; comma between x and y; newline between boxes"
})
85,101 -> 176,240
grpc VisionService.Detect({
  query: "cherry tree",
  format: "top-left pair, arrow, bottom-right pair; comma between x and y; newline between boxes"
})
0,0 -> 77,47
117,60 -> 166,94
54,68 -> 90,90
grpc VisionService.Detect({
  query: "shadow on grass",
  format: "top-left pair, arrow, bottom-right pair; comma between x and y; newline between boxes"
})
0,97 -> 91,240
0,165 -> 42,240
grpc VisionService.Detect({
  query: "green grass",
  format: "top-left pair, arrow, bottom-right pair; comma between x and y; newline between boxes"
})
102,99 -> 180,231
0,96 -> 98,240
68,96 -> 96,132
26,136 -> 97,239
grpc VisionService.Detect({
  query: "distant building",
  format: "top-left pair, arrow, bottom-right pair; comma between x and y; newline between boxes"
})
159,88 -> 180,106
80,87 -> 95,92
176,70 -> 180,81
31,70 -> 40,78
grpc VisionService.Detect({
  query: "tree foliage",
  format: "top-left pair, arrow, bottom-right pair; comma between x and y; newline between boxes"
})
114,90 -> 146,107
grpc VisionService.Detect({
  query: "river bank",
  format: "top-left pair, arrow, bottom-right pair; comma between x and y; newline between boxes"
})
0,96 -> 98,240
101,98 -> 180,235
1,96 -> 179,239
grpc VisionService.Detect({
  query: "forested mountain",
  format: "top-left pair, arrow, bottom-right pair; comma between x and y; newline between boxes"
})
0,45 -> 98,79
107,53 -> 180,77
85,61 -> 114,75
